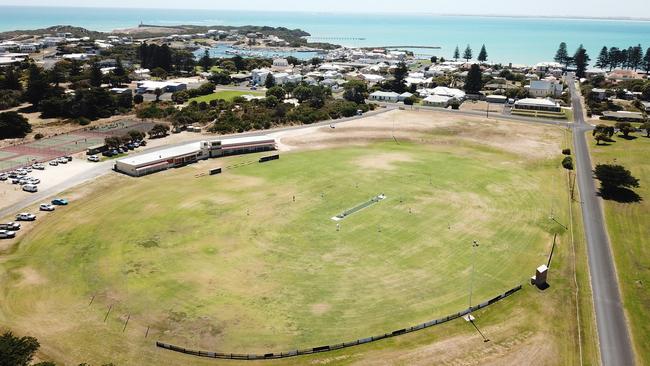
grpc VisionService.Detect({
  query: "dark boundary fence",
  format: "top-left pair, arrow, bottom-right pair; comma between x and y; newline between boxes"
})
156,285 -> 522,360
259,154 -> 280,163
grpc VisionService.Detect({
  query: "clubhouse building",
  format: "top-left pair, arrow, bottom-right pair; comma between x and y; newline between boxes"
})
115,135 -> 276,176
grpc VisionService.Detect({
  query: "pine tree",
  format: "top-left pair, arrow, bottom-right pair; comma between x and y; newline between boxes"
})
629,44 -> 643,71
609,47 -> 621,70
620,48 -> 629,68
554,42 -> 570,67
477,44 -> 488,62
595,46 -> 609,69
453,45 -> 460,60
89,62 -> 103,87
1,66 -> 22,91
573,44 -> 591,78
199,49 -> 212,72
643,47 -> 650,74
264,73 -> 276,88
24,64 -> 50,106
463,45 -> 473,62
464,64 -> 482,94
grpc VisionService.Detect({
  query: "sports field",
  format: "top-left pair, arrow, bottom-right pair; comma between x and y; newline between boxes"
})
0,112 -> 576,365
189,90 -> 265,103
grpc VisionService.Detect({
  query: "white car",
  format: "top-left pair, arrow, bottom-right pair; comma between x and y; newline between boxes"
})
15,213 -> 36,221
39,204 -> 55,211
28,178 -> 40,184
0,174 -> 7,181
57,157 -> 68,164
32,163 -> 45,170
0,222 -> 20,231
0,230 -> 16,239
22,184 -> 38,193
49,160 -> 58,166
87,155 -> 100,162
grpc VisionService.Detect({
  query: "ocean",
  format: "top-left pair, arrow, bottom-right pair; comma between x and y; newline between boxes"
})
1,6 -> 650,65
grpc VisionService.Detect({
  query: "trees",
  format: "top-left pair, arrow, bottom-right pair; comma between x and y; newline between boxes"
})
208,71 -> 231,85
573,44 -> 591,78
154,88 -> 163,102
391,61 -> 408,93
133,94 -> 144,104
0,331 -> 41,366
150,67 -> 167,79
264,73 -> 276,88
615,121 -> 635,138
148,123 -> 170,138
463,45 -> 473,62
643,47 -> 650,74
292,85 -> 312,103
593,164 -> 640,196
199,49 -> 212,71
266,85 -> 285,100
464,64 -> 482,94
89,62 -> 103,87
628,44 -> 643,71
477,44 -> 488,62
24,64 -> 50,107
608,47 -> 622,70
1,66 -> 22,90
0,112 -> 32,139
342,80 -> 368,104
453,45 -> 460,61
430,56 -> 438,64
595,46 -> 609,69
554,42 -> 571,67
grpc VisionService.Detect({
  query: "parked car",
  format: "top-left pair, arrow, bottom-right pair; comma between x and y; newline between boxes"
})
0,174 -> 7,181
87,155 -> 100,162
0,230 -> 16,239
51,198 -> 68,206
126,143 -> 135,150
27,178 -> 40,185
32,163 -> 45,170
102,150 -> 113,157
11,178 -> 20,184
22,184 -> 38,193
64,155 -> 73,161
0,222 -> 20,231
39,204 -> 55,211
133,142 -> 140,148
57,157 -> 68,164
139,140 -> 147,146
49,160 -> 58,166
15,213 -> 36,221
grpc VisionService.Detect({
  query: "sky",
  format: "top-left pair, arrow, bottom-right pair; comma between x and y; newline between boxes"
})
1,0 -> 650,19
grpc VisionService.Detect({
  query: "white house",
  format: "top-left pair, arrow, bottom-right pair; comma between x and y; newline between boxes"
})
251,68 -> 271,85
513,98 -> 561,113
398,92 -> 414,102
422,95 -> 451,107
528,80 -> 563,97
369,91 -> 400,102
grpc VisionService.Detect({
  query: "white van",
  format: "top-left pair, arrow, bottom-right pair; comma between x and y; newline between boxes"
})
22,184 -> 38,193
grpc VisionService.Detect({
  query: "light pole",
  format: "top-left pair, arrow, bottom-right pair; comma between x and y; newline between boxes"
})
549,215 -> 568,230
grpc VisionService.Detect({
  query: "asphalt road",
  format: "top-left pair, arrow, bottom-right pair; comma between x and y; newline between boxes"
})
568,74 -> 635,366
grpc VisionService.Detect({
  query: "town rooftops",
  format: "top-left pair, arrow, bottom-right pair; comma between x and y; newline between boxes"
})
602,111 -> 645,120
370,91 -> 400,98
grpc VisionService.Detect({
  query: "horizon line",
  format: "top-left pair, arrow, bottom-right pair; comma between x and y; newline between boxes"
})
1,4 -> 649,22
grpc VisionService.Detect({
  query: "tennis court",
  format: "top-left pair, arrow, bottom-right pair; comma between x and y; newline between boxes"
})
0,119 -> 156,172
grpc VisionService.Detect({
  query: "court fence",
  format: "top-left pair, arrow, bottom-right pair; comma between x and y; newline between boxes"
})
156,284 -> 522,360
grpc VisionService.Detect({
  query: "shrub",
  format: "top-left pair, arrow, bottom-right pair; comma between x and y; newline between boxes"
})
562,156 -> 574,170
0,111 -> 32,139
34,133 -> 44,140
562,148 -> 571,155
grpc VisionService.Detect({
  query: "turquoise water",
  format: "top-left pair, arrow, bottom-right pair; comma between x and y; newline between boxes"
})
1,6 -> 649,64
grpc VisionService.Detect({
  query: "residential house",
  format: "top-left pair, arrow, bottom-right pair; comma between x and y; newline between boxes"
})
422,95 -> 451,107
513,98 -> 561,113
369,91 -> 400,102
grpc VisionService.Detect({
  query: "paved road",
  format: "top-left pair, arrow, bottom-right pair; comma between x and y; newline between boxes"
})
568,74 -> 635,366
